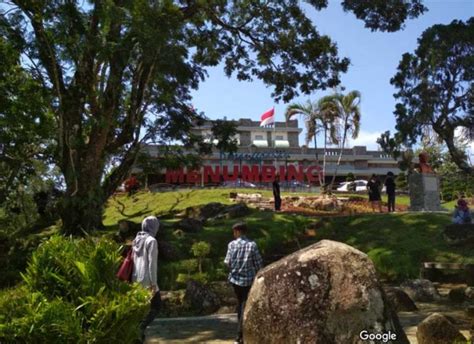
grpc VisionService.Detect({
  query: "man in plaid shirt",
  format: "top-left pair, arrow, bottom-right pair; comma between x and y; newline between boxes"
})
224,222 -> 263,344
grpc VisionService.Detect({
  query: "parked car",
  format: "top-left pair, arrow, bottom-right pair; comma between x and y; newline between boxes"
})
337,180 -> 368,192
222,179 -> 257,188
337,179 -> 386,192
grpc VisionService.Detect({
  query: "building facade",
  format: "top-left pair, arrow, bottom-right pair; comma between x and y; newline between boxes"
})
138,118 -> 400,186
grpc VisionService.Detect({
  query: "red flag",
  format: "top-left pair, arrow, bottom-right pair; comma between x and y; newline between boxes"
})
260,107 -> 275,127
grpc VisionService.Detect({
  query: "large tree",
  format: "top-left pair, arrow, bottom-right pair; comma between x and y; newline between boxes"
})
0,36 -> 53,207
390,18 -> 474,174
1,1 -> 426,234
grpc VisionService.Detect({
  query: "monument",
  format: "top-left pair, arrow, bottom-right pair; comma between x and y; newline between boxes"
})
408,152 -> 443,211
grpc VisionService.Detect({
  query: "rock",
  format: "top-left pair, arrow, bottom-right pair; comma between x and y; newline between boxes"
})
465,287 -> 474,301
184,280 -> 220,315
416,313 -> 467,344
158,240 -> 180,261
311,197 -> 341,211
400,279 -> 441,302
443,224 -> 474,246
185,202 -> 226,221
243,240 -> 409,344
466,306 -> 474,318
226,203 -> 251,219
384,287 -> 418,312
449,287 -> 466,303
176,218 -> 204,233
117,220 -> 141,240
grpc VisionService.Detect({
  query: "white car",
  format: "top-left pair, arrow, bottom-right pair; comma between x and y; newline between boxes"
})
337,179 -> 386,192
337,180 -> 368,192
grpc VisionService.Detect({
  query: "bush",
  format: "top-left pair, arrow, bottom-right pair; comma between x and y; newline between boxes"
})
0,235 -> 149,343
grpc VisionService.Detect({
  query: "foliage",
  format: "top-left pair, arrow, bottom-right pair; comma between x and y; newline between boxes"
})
395,172 -> 408,191
0,37 -> 54,207
191,241 -> 211,273
285,99 -> 339,184
319,90 -> 362,189
0,1 -> 425,233
346,172 -> 355,182
389,18 -> 474,174
0,235 -> 149,343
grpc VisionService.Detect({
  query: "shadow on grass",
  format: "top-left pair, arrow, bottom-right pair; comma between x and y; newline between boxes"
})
147,314 -> 237,342
307,212 -> 473,281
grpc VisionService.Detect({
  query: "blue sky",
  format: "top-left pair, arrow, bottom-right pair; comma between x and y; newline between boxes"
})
190,0 -> 473,150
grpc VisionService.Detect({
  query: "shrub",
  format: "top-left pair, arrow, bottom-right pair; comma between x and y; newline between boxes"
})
0,235 -> 149,343
191,241 -> 211,273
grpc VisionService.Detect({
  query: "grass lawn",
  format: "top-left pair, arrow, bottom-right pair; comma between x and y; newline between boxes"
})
102,189 -> 472,290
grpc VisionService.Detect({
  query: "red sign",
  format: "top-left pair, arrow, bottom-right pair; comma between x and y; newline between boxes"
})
165,165 -> 322,184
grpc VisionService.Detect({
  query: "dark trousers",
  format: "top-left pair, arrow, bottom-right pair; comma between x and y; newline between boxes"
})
232,284 -> 251,342
139,291 -> 161,341
274,195 -> 281,211
387,193 -> 396,212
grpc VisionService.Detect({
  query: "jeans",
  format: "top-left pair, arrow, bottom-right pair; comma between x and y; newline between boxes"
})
232,284 -> 251,342
139,291 -> 161,341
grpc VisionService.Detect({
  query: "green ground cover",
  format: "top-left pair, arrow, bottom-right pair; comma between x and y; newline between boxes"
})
103,189 -> 470,290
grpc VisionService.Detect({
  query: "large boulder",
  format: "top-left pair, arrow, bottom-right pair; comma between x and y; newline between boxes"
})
175,218 -> 204,233
384,287 -> 418,312
185,202 -> 226,221
416,313 -> 467,344
400,279 -> 441,302
449,287 -> 467,303
184,280 -> 220,315
243,240 -> 408,344
225,203 -> 251,219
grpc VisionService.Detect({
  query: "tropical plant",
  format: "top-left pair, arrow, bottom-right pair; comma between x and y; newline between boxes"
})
191,241 -> 211,274
321,91 -> 362,190
285,100 -> 338,186
0,235 -> 149,343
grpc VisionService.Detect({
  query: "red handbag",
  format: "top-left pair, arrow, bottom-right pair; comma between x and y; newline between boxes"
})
117,248 -> 133,282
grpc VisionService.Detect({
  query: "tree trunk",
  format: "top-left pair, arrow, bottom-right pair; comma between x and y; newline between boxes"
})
330,126 -> 348,190
443,131 -> 473,174
322,126 -> 327,189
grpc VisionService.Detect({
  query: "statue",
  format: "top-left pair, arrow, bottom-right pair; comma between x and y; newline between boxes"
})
417,151 -> 434,174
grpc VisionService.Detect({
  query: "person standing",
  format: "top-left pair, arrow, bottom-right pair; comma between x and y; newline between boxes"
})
272,175 -> 281,211
132,216 -> 161,343
367,174 -> 382,213
384,172 -> 396,212
224,222 -> 263,344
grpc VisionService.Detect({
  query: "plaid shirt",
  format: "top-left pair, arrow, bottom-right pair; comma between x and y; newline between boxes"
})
224,236 -> 263,287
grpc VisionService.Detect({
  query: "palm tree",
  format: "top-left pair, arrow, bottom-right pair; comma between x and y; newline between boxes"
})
324,90 -> 361,190
285,100 -> 338,187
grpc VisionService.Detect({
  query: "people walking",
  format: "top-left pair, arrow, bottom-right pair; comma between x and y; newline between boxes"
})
224,222 -> 263,344
384,172 -> 396,212
367,174 -> 382,213
132,216 -> 161,343
272,175 -> 281,211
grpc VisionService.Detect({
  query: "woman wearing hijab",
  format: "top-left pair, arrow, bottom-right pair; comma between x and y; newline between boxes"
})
132,216 -> 161,343
452,199 -> 472,224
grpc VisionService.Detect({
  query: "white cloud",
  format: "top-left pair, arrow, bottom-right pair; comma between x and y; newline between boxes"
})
347,130 -> 383,150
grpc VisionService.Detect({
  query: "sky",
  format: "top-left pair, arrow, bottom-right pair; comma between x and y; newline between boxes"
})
190,0 -> 473,151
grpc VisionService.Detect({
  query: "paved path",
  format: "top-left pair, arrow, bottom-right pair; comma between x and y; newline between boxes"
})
146,303 -> 472,344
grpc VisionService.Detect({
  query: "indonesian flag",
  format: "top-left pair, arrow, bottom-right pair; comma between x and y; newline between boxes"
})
259,107 -> 275,127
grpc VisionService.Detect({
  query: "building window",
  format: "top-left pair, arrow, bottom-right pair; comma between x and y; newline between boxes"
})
275,135 -> 284,140
255,135 -> 264,140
